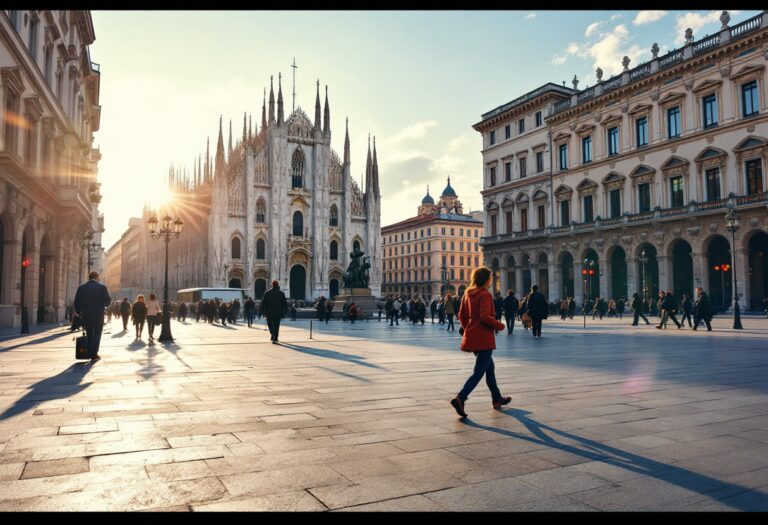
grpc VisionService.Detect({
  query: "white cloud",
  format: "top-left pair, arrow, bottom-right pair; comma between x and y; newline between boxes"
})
585,22 -> 603,37
610,14 -> 622,21
551,54 -> 568,65
526,13 -> 536,20
556,23 -> 649,77
383,120 -> 438,147
633,11 -> 668,26
673,10 -> 740,46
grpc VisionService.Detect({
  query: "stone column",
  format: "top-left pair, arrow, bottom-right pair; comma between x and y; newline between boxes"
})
574,269 -> 585,307
734,247 -> 749,311
24,246 -> 40,327
691,251 -> 707,292
515,265 -> 523,295
626,256 -> 638,299
499,265 -> 508,293
657,255 -> 672,292
598,259 -> 608,300
53,239 -> 67,322
0,239 -> 21,328
548,260 -> 559,302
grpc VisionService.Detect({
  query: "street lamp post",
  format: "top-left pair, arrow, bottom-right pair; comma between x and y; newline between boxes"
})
440,263 -> 448,298
639,249 -> 649,306
147,214 -> 184,341
725,193 -> 743,330
582,258 -> 595,328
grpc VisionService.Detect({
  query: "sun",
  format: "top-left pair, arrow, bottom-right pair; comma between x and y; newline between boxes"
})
145,185 -> 174,210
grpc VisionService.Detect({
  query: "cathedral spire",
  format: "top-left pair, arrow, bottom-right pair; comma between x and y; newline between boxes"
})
268,76 -> 275,125
314,80 -> 321,131
365,133 -> 372,185
205,137 -> 210,183
373,135 -> 380,197
277,73 -> 284,125
249,114 -> 253,140
262,88 -> 268,130
343,117 -> 350,165
323,85 -> 330,134
242,112 -> 247,145
215,115 -> 225,181
228,119 -> 233,158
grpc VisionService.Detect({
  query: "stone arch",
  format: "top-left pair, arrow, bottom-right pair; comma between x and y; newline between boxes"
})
581,247 -> 600,299
576,178 -> 598,191
230,234 -> 242,260
352,236 -> 364,253
629,164 -> 656,178
330,239 -> 339,261
733,135 -> 767,153
515,192 -> 530,204
705,234 -> 732,310
291,147 -> 306,188
635,242 -> 659,302
694,146 -> 728,163
255,237 -> 266,260
255,196 -> 267,224
669,238 -> 693,299
745,229 -> 768,310
601,171 -> 625,184
292,210 -> 304,236
329,204 -> 339,227
660,155 -> 690,171
559,251 -> 575,298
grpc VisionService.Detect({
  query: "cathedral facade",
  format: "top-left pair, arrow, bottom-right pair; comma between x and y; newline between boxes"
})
131,76 -> 382,302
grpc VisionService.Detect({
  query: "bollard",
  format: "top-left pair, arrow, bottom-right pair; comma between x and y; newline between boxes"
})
310,320 -> 313,340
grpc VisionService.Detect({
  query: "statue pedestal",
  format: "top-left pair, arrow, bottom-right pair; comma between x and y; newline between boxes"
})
331,288 -> 379,319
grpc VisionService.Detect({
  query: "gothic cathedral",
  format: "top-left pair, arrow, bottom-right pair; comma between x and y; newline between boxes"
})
180,75 -> 382,301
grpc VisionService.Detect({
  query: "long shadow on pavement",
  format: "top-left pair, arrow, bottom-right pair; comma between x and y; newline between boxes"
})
0,362 -> 95,420
461,408 -> 766,511
159,341 -> 193,370
278,342 -> 386,370
0,330 -> 73,353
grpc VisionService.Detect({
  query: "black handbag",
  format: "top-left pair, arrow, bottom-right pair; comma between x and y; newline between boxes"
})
75,330 -> 90,360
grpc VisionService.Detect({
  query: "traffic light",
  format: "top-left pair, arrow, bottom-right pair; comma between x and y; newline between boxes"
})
588,269 -> 595,276
581,269 -> 587,276
21,256 -> 30,268
713,265 -> 720,271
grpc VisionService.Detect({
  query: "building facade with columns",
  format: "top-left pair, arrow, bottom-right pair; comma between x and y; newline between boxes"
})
476,11 -> 768,311
381,179 -> 483,300
108,77 -> 382,303
0,10 -> 103,328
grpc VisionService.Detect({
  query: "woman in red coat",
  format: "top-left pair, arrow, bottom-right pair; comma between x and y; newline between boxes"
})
450,267 -> 512,418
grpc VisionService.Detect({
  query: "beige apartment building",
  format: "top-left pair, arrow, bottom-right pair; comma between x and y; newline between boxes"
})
476,11 -> 768,312
381,179 -> 483,300
0,10 -> 103,327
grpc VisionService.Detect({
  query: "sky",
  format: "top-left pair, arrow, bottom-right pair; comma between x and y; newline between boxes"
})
90,9 -> 762,249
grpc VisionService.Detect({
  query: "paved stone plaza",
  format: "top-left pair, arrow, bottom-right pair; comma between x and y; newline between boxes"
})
0,315 -> 767,511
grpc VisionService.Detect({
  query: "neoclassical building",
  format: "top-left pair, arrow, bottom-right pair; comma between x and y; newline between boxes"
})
381,179 -> 484,300
109,77 -> 382,302
476,11 -> 768,311
0,10 -> 103,328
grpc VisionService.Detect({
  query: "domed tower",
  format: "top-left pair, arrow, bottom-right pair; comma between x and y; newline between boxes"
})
418,186 -> 436,216
438,176 -> 463,214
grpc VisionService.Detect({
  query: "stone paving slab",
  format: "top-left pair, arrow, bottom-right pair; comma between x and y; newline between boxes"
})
1,316 -> 768,510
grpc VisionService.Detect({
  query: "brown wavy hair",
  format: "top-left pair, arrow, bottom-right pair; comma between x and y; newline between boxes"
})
466,267 -> 492,293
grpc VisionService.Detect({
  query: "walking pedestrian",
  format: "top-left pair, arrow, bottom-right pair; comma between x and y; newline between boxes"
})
525,285 -> 548,338
692,287 -> 713,331
145,293 -> 162,342
73,271 -> 112,362
503,290 -> 519,335
657,290 -> 682,329
120,297 -> 131,331
342,299 -> 351,323
262,281 -> 288,343
494,292 -> 504,323
680,294 -> 693,328
449,267 -> 510,419
430,299 -> 437,324
178,301 -> 188,323
132,294 -> 148,340
325,298 -> 333,323
219,301 -> 229,325
445,292 -> 456,332
349,302 -> 358,324
631,292 -> 651,325
437,298 -> 446,325
390,296 -> 401,326
617,297 -> 625,320
290,300 -> 298,321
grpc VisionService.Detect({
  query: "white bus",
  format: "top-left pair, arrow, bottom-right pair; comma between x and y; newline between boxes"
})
177,287 -> 247,303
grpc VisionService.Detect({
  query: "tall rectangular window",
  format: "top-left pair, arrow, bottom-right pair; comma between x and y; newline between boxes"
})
490,214 -> 497,236
609,189 -> 621,218
4,92 -> 19,154
638,183 -> 651,212
28,17 -> 38,61
504,161 -> 511,182
489,166 -> 496,186
520,208 -> 528,231
505,211 -> 513,233
537,205 -> 545,229
636,117 -> 648,147
583,195 -> 593,222
581,135 -> 592,164
43,46 -> 52,86
742,81 -> 759,117
490,130 -> 496,145
558,144 -> 568,170
519,157 -> 527,178
560,200 -> 570,225
535,111 -> 542,127
608,126 -> 619,156
746,159 -> 764,194
505,124 -> 511,139
518,118 -> 525,134
703,94 -> 718,128
9,10 -> 19,31
705,168 -> 721,202
670,176 -> 684,208
536,151 -> 544,173
667,106 -> 681,138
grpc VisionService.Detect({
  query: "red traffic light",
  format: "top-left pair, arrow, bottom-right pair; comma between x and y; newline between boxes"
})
713,265 -> 720,271
588,269 -> 595,276
21,256 -> 30,268
722,264 -> 730,272
581,269 -> 587,275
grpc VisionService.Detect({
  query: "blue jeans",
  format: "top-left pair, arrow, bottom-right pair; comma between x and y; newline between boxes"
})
458,350 -> 502,403
446,313 -> 455,331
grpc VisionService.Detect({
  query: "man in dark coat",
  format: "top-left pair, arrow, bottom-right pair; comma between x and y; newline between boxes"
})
317,297 -> 326,321
325,299 -> 333,323
631,292 -> 650,326
73,271 -> 112,361
120,297 -> 131,331
525,285 -> 548,338
430,299 -> 437,324
680,294 -> 693,328
692,287 -> 713,331
261,281 -> 288,343
657,290 -> 682,329
503,290 -> 519,335
494,292 -> 505,322
617,297 -> 626,320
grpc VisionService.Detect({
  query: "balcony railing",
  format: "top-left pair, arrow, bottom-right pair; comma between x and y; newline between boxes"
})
553,99 -> 571,114
601,76 -> 623,93
693,34 -> 721,55
659,50 -> 684,69
629,63 -> 652,81
731,14 -> 762,38
577,87 -> 596,103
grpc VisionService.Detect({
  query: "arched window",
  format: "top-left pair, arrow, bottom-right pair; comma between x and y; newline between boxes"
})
330,240 -> 338,260
292,211 -> 303,236
291,148 -> 305,188
353,240 -> 361,252
330,205 -> 338,227
256,197 -> 266,223
256,239 -> 265,260
231,237 -> 241,259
